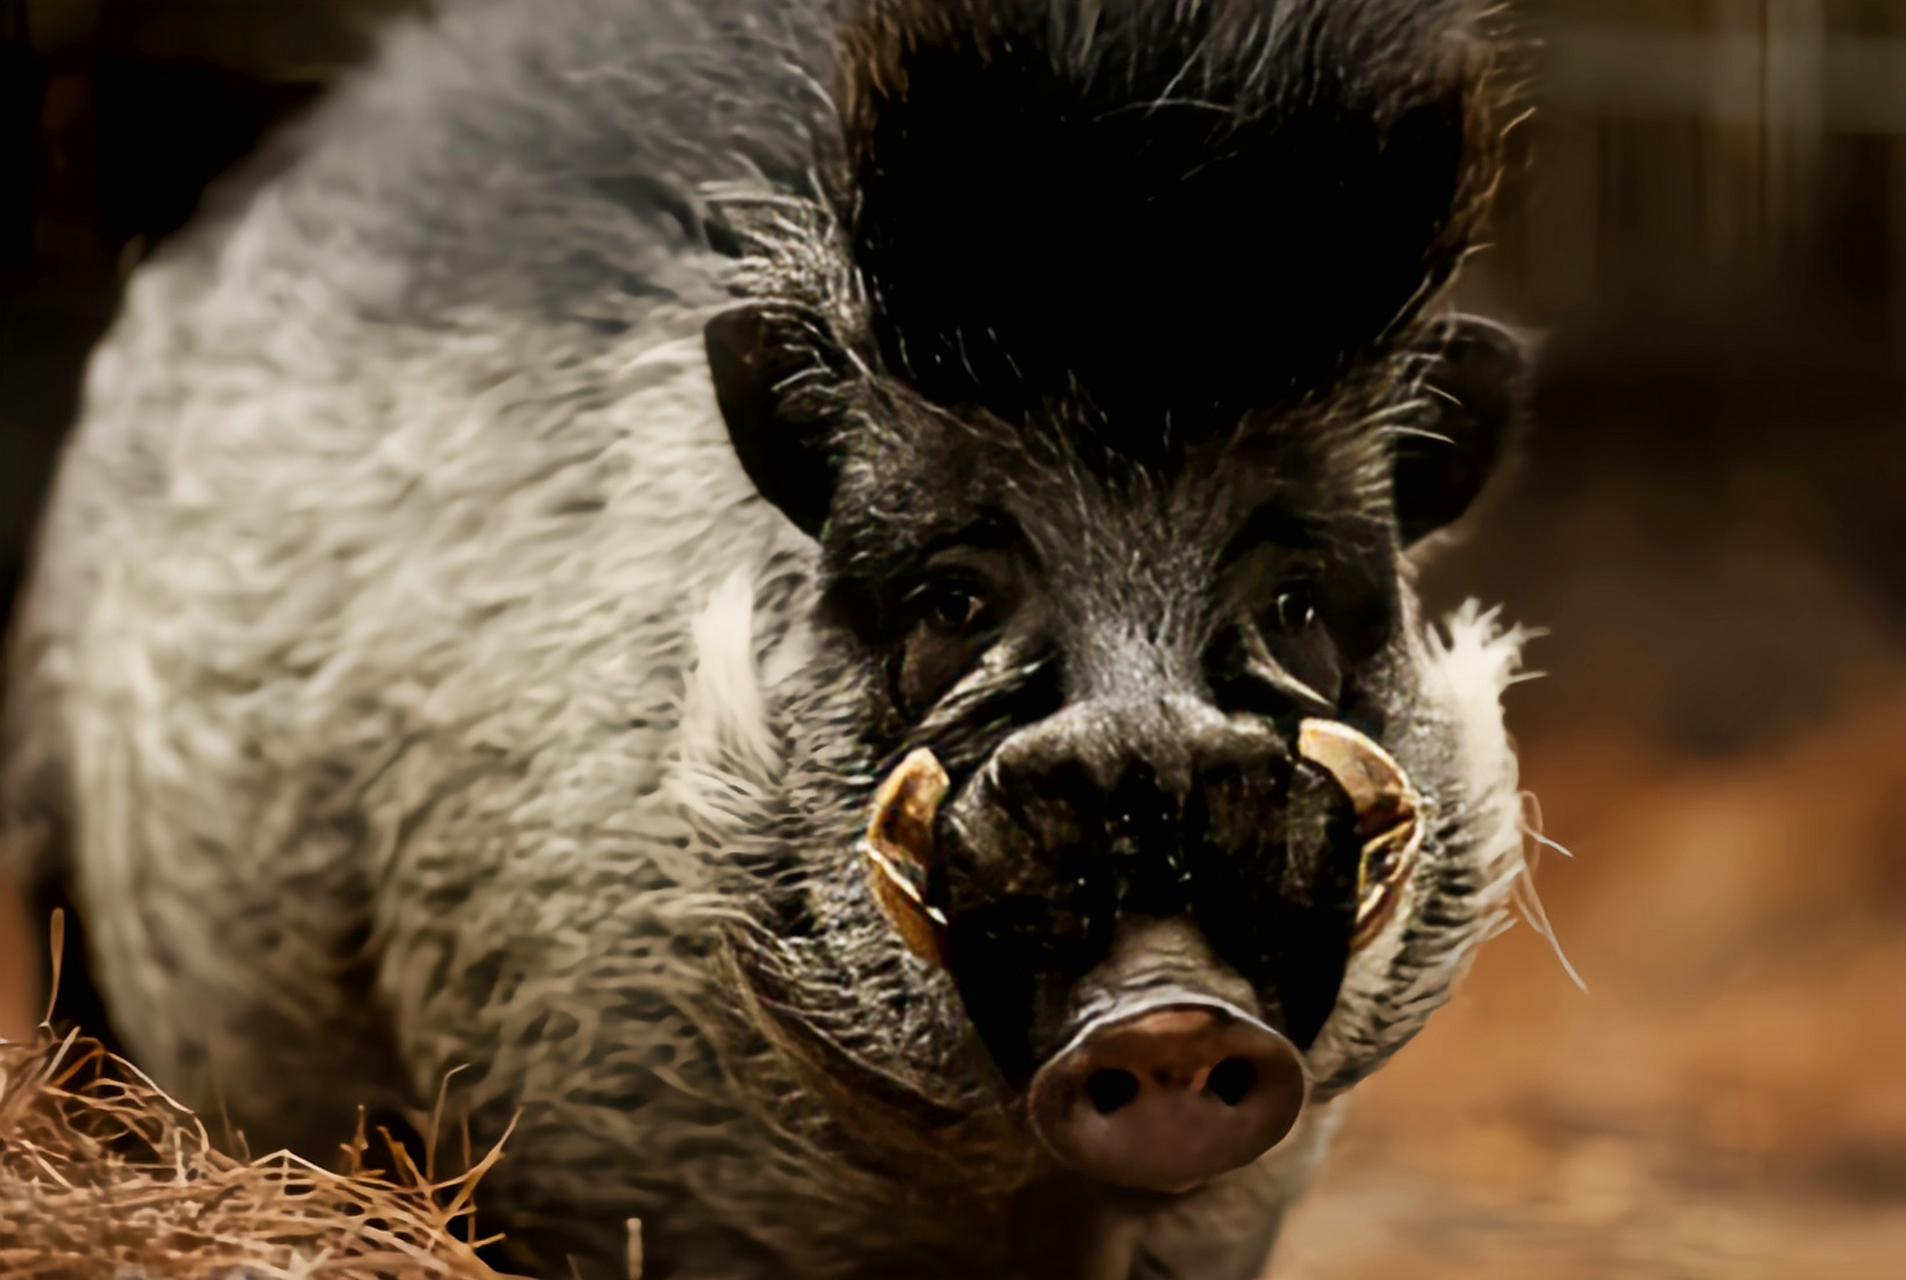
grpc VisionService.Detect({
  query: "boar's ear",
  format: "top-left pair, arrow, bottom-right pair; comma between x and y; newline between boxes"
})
705,304 -> 843,537
1392,315 -> 1530,548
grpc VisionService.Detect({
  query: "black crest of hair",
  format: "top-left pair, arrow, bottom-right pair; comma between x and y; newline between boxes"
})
837,0 -> 1503,445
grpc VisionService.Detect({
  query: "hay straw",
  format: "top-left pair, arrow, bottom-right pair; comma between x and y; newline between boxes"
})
0,1023 -> 523,1280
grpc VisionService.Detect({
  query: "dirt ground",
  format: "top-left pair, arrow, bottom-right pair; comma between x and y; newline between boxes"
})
1274,680 -> 1906,1279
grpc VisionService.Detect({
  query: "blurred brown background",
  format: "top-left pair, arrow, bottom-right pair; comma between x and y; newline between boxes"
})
0,2 -> 1902,1276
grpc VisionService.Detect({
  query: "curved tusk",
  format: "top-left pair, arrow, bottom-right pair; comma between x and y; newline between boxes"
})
861,747 -> 952,966
1296,720 -> 1425,947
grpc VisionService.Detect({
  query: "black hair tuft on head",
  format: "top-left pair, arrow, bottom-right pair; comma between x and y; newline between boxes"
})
837,0 -> 1505,440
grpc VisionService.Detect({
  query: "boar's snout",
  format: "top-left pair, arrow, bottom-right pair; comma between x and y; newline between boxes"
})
1027,916 -> 1309,1193
934,694 -> 1363,1091
1029,1002 -> 1306,1193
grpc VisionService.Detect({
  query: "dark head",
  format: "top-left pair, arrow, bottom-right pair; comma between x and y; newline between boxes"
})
706,0 -> 1531,1196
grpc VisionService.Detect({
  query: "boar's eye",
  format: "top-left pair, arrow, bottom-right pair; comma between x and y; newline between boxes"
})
897,573 -> 1009,713
1270,585 -> 1318,635
920,580 -> 994,637
1257,579 -> 1343,706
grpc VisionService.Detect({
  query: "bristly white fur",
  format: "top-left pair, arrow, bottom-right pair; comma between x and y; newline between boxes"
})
1305,601 -> 1532,1094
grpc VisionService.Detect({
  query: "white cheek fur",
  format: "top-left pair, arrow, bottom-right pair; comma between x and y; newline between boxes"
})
1305,600 -> 1535,1094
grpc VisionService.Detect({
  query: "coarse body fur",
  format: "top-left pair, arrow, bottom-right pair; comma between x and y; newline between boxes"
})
2,1 -> 1533,1276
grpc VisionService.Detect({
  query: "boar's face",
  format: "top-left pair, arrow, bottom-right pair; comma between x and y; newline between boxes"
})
818,386 -> 1405,1070
707,303 -> 1527,1192
699,0 -> 1526,1192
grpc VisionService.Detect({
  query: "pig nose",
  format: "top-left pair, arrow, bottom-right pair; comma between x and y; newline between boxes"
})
1028,1003 -> 1308,1194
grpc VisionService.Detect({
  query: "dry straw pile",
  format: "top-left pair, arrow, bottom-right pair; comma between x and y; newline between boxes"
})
0,1024 -> 523,1280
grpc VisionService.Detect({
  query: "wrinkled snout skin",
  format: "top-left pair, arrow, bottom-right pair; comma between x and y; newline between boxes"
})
0,1 -> 1538,1278
938,696 -> 1361,1088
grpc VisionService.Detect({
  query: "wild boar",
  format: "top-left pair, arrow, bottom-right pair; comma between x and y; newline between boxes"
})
1,0 -> 1536,1275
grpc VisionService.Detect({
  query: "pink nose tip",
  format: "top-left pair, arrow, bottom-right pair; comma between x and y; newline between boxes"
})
1029,1004 -> 1308,1194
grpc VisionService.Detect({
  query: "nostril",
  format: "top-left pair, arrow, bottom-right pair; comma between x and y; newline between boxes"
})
1204,1057 -> 1256,1106
1084,1069 -> 1141,1115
